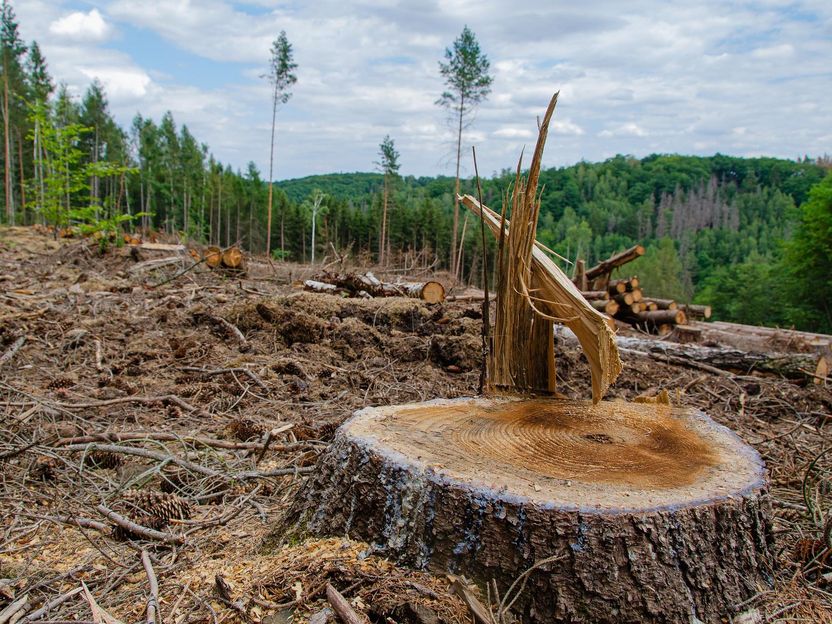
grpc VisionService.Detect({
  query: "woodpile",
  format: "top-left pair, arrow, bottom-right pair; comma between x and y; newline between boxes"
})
574,245 -> 712,336
201,245 -> 246,271
303,271 -> 445,304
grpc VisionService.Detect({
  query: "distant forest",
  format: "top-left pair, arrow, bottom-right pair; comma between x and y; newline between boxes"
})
1,3 -> 830,332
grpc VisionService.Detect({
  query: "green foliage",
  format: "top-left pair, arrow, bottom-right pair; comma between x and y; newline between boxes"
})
697,257 -> 787,327
782,173 -> 832,332
266,31 -> 297,105
631,238 -> 693,302
437,25 -> 493,110
376,135 -> 400,177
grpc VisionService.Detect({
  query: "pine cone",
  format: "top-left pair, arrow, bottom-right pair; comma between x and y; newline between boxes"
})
84,451 -> 123,470
227,417 -> 266,441
48,376 -> 75,390
32,456 -> 58,481
114,489 -> 192,539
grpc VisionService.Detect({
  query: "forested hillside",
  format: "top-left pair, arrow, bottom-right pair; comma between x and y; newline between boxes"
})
0,2 -> 829,332
281,157 -> 831,332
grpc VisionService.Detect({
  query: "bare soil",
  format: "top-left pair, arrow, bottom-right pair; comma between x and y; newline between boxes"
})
1,226 -> 830,623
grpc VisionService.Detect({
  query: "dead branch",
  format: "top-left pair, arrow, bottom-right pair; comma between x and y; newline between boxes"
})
178,367 -> 268,393
55,431 -> 309,452
0,596 -> 29,624
140,550 -> 160,624
96,504 -> 186,545
325,584 -> 367,624
43,515 -> 110,534
20,586 -> 84,622
0,336 -> 26,368
448,577 -> 491,624
53,394 -> 207,417
192,312 -> 249,351
214,575 -> 250,622
61,443 -> 222,478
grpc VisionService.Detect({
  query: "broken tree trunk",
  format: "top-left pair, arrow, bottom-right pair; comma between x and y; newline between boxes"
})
585,245 -> 645,281
460,193 -> 621,402
284,93 -> 773,624
285,397 -> 773,624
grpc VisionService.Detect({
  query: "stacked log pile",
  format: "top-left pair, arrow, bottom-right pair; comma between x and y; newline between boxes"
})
575,245 -> 711,336
303,271 -> 445,303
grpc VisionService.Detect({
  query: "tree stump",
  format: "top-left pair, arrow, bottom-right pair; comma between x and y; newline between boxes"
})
285,398 -> 774,624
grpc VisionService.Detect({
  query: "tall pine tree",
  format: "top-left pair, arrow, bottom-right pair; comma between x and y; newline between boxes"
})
1,0 -> 26,223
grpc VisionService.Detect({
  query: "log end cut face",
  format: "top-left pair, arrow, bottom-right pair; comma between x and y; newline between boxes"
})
344,397 -> 765,513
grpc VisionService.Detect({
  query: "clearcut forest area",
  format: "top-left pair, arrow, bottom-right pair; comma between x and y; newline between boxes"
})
0,223 -> 830,623
2,2 -> 832,624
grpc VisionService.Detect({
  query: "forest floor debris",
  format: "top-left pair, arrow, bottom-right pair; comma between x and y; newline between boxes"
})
1,227 -> 831,623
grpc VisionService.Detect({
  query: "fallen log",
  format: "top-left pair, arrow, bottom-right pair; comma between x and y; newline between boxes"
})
303,280 -> 351,297
221,246 -> 245,270
638,309 -> 687,325
678,303 -> 712,320
559,329 -> 824,382
590,299 -> 619,316
649,298 -> 677,310
307,271 -> 445,303
581,290 -> 609,301
204,246 -> 222,269
608,280 -> 628,294
585,245 -> 645,280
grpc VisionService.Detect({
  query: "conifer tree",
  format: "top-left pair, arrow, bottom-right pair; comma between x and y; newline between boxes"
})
264,30 -> 297,256
375,135 -> 400,266
1,0 -> 26,223
437,25 -> 492,276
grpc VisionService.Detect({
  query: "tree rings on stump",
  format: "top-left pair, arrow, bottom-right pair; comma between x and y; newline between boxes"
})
286,398 -> 773,623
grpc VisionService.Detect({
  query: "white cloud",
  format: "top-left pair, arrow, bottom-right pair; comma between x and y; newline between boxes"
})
49,9 -> 111,42
12,0 -> 832,178
493,127 -> 533,139
599,123 -> 648,138
552,120 -> 584,136
78,66 -> 152,100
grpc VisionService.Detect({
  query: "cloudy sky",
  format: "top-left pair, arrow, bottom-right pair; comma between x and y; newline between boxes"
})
15,0 -> 832,180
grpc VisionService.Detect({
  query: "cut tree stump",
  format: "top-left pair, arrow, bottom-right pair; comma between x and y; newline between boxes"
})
286,397 -> 773,624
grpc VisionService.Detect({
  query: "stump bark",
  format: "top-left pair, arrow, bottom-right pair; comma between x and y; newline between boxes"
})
285,398 -> 774,624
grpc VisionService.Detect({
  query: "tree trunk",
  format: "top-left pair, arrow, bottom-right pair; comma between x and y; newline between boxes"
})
586,245 -> 646,284
678,303 -> 712,320
4,67 -> 13,224
616,335 -> 823,381
451,97 -> 464,277
16,129 -> 25,222
303,272 -> 445,303
283,397 -> 773,624
267,88 -> 278,256
380,177 -> 388,266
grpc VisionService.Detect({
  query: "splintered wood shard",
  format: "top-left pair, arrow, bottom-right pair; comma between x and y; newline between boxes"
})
460,93 -> 622,403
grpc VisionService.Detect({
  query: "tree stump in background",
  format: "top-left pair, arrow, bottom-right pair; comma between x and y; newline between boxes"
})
285,398 -> 773,624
